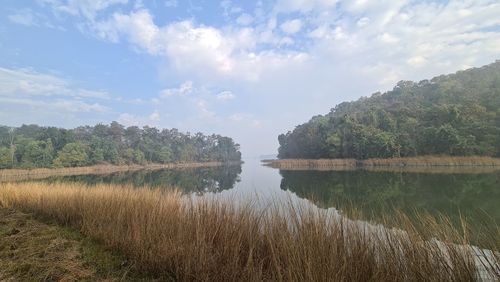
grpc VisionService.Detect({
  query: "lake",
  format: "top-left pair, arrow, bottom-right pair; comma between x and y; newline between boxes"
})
43,158 -> 500,237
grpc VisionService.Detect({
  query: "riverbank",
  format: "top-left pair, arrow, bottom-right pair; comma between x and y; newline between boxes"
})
1,182 -> 498,281
0,161 -> 241,182
264,156 -> 500,170
0,208 -> 152,281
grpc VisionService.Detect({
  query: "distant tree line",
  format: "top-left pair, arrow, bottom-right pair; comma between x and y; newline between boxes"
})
0,122 -> 241,168
278,61 -> 500,159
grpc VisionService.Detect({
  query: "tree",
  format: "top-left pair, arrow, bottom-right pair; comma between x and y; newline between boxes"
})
277,60 -> 500,160
53,143 -> 88,167
0,122 -> 241,168
0,147 -> 11,168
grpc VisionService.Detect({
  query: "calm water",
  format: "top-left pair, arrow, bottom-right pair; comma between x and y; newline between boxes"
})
46,159 -> 500,230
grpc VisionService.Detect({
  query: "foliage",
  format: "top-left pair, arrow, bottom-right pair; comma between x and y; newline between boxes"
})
0,147 -> 11,169
0,122 -> 241,168
53,143 -> 89,167
278,61 -> 500,159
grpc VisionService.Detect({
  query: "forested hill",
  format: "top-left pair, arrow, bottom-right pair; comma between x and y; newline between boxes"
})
0,122 -> 241,169
278,61 -> 500,160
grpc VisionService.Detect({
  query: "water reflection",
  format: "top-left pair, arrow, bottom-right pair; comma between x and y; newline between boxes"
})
46,165 -> 242,194
279,169 -> 500,224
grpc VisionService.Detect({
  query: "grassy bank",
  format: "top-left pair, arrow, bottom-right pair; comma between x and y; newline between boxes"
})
0,161 -> 240,182
0,208 -> 154,281
0,182 -> 498,281
266,156 -> 500,171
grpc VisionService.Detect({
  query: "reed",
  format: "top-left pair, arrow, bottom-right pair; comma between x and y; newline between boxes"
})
361,156 -> 500,167
0,162 -> 238,182
267,156 -> 500,170
265,159 -> 357,169
0,182 -> 498,281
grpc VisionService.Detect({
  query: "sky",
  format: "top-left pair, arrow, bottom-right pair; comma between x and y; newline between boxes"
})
1,0 -> 499,157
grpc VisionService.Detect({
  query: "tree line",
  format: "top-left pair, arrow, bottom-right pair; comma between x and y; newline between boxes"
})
0,122 -> 241,168
278,60 -> 500,159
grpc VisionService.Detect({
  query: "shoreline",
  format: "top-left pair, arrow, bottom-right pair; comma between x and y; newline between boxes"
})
0,161 -> 242,182
264,156 -> 500,171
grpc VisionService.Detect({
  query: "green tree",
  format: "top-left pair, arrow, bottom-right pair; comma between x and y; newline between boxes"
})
0,147 -> 11,168
53,143 -> 88,167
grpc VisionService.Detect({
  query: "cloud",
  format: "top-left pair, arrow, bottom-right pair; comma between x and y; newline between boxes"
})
8,9 -> 37,26
93,9 -> 308,81
0,67 -> 112,129
41,0 -> 129,20
280,19 -> 303,34
0,67 -> 110,99
216,90 -> 235,101
7,8 -> 60,29
159,81 -> 193,97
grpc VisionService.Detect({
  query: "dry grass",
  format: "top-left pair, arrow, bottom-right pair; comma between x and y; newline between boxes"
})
0,208 -> 153,281
0,162 -> 238,182
267,156 -> 500,171
265,159 -> 357,170
0,182 -> 498,281
362,156 -> 500,167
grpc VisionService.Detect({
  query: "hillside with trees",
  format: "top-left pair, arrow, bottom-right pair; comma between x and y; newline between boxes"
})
278,61 -> 500,159
0,122 -> 241,168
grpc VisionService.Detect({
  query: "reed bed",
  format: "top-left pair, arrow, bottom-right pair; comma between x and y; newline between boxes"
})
362,156 -> 500,167
265,159 -> 357,170
267,156 -> 500,170
0,182 -> 498,281
0,162 -> 235,182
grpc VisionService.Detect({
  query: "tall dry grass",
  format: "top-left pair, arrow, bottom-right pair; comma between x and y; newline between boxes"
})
0,182 -> 498,281
267,156 -> 500,171
0,162 -> 237,182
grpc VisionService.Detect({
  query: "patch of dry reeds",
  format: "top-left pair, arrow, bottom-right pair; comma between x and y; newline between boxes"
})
362,156 -> 500,167
267,156 -> 500,171
265,159 -> 357,170
0,162 -> 237,182
0,182 -> 498,281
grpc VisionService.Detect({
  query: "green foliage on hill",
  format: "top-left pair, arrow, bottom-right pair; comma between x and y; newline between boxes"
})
0,122 -> 241,168
278,61 -> 500,159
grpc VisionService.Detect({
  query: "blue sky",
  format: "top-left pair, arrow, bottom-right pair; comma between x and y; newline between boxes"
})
1,0 -> 499,157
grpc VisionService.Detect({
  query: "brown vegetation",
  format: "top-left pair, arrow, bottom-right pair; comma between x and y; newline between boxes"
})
0,208 -> 153,281
0,162 -> 240,182
266,156 -> 500,171
0,182 -> 498,281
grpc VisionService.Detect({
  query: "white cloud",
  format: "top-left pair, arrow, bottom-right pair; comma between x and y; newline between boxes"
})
159,81 -> 193,97
0,66 -> 113,129
43,0 -> 129,20
216,90 -> 235,101
7,8 -> 60,29
0,97 -> 109,113
280,19 -> 302,34
93,10 -> 308,81
118,110 -> 164,126
0,67 -> 110,99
